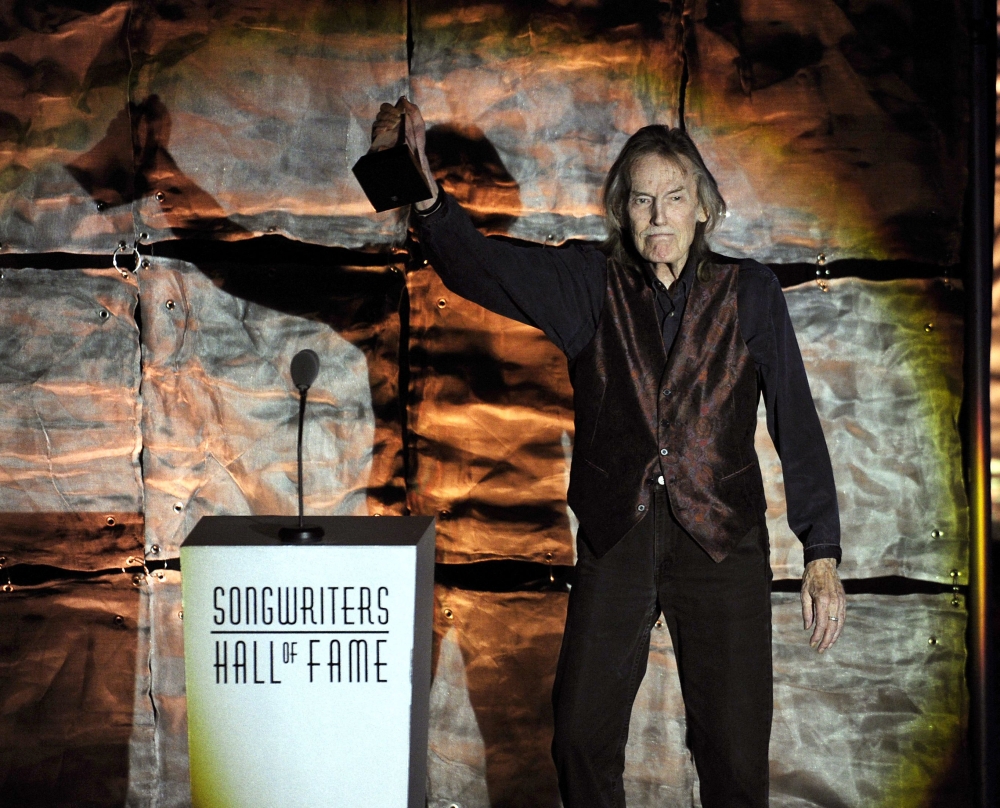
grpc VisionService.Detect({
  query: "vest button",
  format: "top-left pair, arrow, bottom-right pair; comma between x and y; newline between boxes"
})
662,389 -> 671,396
637,504 -> 646,512
660,448 -> 669,456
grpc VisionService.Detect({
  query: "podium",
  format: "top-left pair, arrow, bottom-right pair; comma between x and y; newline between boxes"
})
180,516 -> 435,808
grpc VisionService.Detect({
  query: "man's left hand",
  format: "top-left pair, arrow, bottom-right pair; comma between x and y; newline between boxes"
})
801,558 -> 845,653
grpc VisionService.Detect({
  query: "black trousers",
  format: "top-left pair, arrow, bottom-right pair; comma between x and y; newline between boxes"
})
551,484 -> 773,808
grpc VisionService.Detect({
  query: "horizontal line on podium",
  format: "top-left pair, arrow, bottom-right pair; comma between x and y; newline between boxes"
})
210,630 -> 389,635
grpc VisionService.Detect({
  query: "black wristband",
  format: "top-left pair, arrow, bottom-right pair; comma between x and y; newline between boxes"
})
413,188 -> 443,218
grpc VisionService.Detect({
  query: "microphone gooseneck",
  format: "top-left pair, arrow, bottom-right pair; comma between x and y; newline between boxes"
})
295,387 -> 308,528
279,350 -> 325,543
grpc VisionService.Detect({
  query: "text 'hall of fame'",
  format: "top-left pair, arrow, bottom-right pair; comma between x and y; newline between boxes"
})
207,584 -> 393,685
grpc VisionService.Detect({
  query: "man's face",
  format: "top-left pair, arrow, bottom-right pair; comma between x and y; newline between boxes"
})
627,154 -> 707,277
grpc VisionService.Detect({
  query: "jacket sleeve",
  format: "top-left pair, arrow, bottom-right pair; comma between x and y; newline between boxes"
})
414,191 -> 606,360
740,263 -> 842,565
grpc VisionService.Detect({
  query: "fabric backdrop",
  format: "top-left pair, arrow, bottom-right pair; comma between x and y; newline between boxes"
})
0,2 -> 973,806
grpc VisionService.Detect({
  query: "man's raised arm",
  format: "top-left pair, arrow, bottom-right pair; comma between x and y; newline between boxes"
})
374,98 -> 606,360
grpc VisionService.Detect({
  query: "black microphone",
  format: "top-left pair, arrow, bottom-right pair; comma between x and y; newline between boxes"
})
290,348 -> 320,391
279,349 -> 325,543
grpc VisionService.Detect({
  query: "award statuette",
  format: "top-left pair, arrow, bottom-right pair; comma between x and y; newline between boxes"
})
352,101 -> 434,212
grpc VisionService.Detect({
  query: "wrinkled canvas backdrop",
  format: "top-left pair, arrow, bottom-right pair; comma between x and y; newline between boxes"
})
0,0 -> 410,253
0,1 -> 972,807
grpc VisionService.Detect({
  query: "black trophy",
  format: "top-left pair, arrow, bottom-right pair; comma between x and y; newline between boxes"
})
352,101 -> 434,212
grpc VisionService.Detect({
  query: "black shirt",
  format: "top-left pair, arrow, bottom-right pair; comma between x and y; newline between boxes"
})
415,192 -> 841,565
648,260 -> 691,355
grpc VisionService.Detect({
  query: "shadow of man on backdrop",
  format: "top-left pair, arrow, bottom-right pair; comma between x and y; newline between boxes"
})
66,94 -> 245,237
65,93 -> 410,515
424,123 -> 520,235
65,93 -> 568,808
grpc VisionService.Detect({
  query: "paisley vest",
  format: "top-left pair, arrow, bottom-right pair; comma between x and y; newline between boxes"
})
567,259 -> 766,561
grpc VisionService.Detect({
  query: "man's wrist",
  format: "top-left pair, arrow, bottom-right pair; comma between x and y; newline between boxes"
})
803,544 -> 842,567
414,185 -> 443,216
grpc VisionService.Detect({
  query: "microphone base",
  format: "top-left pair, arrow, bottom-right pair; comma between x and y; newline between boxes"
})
278,524 -> 326,543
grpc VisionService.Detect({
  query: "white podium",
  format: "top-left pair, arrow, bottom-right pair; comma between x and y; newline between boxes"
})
181,516 -> 435,808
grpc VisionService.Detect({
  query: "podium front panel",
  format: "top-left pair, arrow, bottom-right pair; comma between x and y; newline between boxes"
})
181,516 -> 435,808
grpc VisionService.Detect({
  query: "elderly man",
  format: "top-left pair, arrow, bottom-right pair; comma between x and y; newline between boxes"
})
374,99 -> 845,808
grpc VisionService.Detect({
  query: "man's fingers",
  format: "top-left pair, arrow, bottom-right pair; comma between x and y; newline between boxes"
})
810,595 -> 830,647
826,595 -> 846,649
400,96 -> 420,119
403,112 -> 417,151
372,105 -> 401,135
800,588 -> 814,630
818,612 -> 839,652
815,590 -> 846,652
399,98 -> 427,148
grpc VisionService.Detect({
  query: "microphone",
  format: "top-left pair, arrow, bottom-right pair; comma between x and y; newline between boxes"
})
290,348 -> 320,391
279,350 -> 325,543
